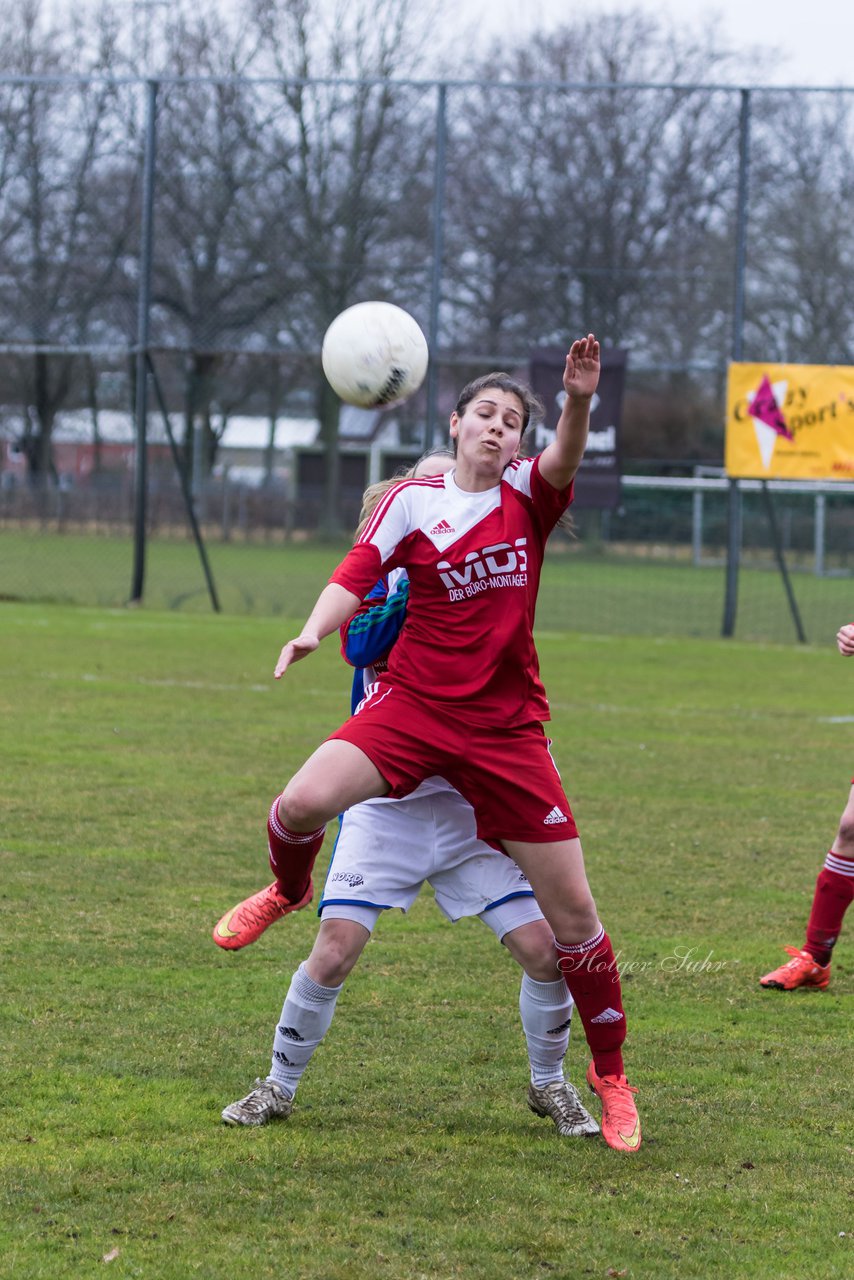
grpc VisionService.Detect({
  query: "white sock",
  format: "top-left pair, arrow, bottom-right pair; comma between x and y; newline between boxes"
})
519,972 -> 573,1088
267,962 -> 343,1098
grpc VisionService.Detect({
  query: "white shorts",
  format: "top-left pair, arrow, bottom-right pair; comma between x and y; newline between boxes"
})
318,779 -> 545,942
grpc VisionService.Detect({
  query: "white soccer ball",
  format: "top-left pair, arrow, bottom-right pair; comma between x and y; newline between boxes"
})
321,301 -> 429,408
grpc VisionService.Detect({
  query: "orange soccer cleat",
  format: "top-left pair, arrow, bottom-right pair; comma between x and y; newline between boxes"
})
759,945 -> 831,991
213,880 -> 313,951
586,1062 -> 642,1153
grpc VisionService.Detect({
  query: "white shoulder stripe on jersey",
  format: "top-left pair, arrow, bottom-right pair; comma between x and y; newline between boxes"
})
358,475 -> 446,545
502,454 -> 535,498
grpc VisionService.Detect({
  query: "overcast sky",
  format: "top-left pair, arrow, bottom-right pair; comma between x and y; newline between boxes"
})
465,0 -> 854,88
40,0 -> 854,88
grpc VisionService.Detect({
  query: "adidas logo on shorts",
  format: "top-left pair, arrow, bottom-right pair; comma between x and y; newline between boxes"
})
543,806 -> 568,825
591,1007 -> 624,1024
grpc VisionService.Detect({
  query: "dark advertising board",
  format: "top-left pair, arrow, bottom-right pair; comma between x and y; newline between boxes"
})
529,346 -> 627,509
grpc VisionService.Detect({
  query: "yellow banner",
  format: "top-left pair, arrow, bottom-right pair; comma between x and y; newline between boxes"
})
725,362 -> 854,479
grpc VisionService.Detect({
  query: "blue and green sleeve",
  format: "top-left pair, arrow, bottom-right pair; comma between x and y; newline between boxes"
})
343,576 -> 410,670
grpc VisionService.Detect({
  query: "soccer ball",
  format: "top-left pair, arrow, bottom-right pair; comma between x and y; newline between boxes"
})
321,301 -> 429,409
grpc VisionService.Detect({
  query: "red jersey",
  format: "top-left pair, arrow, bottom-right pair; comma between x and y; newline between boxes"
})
329,456 -> 573,728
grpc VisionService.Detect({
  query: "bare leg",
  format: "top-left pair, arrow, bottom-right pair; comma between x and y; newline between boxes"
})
267,918 -> 373,1101
504,837 -> 628,1083
802,784 -> 854,964
221,916 -> 375,1124
278,739 -> 390,831
501,917 -> 600,1137
502,837 -> 599,945
833,785 -> 854,856
304,917 -> 372,986
502,918 -> 560,980
215,744 -> 393,948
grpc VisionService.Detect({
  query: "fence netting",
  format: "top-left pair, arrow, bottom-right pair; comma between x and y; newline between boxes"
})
0,74 -> 851,640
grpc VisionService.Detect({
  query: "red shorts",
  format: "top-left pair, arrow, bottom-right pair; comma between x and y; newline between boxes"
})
327,682 -> 578,847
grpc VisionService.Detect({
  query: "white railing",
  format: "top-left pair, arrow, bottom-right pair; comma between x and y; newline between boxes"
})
620,474 -> 854,575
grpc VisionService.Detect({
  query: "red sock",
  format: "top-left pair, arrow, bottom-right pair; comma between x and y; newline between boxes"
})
555,927 -> 626,1078
805,850 -> 854,966
267,796 -> 325,901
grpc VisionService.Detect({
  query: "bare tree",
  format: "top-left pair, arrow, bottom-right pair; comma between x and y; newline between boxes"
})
8,0 -> 844,505
746,90 -> 854,364
137,8 -> 288,481
0,1 -> 138,485
442,11 -> 745,374
247,0 -> 441,531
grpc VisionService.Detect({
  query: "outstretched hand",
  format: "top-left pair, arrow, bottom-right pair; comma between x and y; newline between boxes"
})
274,634 -> 320,679
563,334 -> 600,400
837,623 -> 854,656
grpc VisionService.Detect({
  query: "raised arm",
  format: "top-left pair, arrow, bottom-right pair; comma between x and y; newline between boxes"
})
538,334 -> 600,492
274,582 -> 362,678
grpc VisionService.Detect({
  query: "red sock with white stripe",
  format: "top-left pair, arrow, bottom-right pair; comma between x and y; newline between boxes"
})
267,796 -> 324,902
555,927 -> 626,1078
805,850 -> 854,966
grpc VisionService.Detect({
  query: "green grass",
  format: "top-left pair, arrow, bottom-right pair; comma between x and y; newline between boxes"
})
1,528 -> 851,643
0,529 -> 347,615
1,602 -> 852,1279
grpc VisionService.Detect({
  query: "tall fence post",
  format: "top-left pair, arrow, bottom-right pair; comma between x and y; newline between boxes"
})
129,78 -> 158,605
692,487 -> 703,566
722,87 -> 751,638
424,83 -> 447,453
814,491 -> 826,576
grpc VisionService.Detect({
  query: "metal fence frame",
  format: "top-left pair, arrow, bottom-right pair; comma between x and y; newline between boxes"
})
1,71 -> 852,631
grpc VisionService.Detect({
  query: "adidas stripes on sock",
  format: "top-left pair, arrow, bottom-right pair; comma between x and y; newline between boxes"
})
268,796 -> 325,901
268,962 -> 343,1099
518,972 -> 572,1088
805,850 -> 854,966
555,927 -> 627,1079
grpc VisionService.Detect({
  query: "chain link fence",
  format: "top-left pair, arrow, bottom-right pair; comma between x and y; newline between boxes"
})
0,73 -> 852,639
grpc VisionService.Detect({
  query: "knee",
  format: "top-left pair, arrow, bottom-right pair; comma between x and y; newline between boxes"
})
522,948 -> 563,983
278,779 -> 324,832
835,805 -> 854,853
307,950 -> 352,988
504,920 -> 559,981
306,922 -> 367,986
549,894 -> 599,946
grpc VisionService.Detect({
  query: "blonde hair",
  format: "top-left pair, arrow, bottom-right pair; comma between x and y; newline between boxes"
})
354,450 -> 454,540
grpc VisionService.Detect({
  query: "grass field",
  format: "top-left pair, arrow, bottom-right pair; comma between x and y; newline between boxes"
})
1,601 -> 852,1279
1,527 -> 852,643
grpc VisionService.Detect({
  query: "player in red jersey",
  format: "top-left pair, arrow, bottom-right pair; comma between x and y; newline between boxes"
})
760,621 -> 854,991
219,455 -> 599,1139
217,335 -> 642,1151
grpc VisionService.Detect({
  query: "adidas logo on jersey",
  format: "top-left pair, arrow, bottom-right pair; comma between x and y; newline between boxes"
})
543,806 -> 568,825
591,1007 -> 624,1024
430,519 -> 455,536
